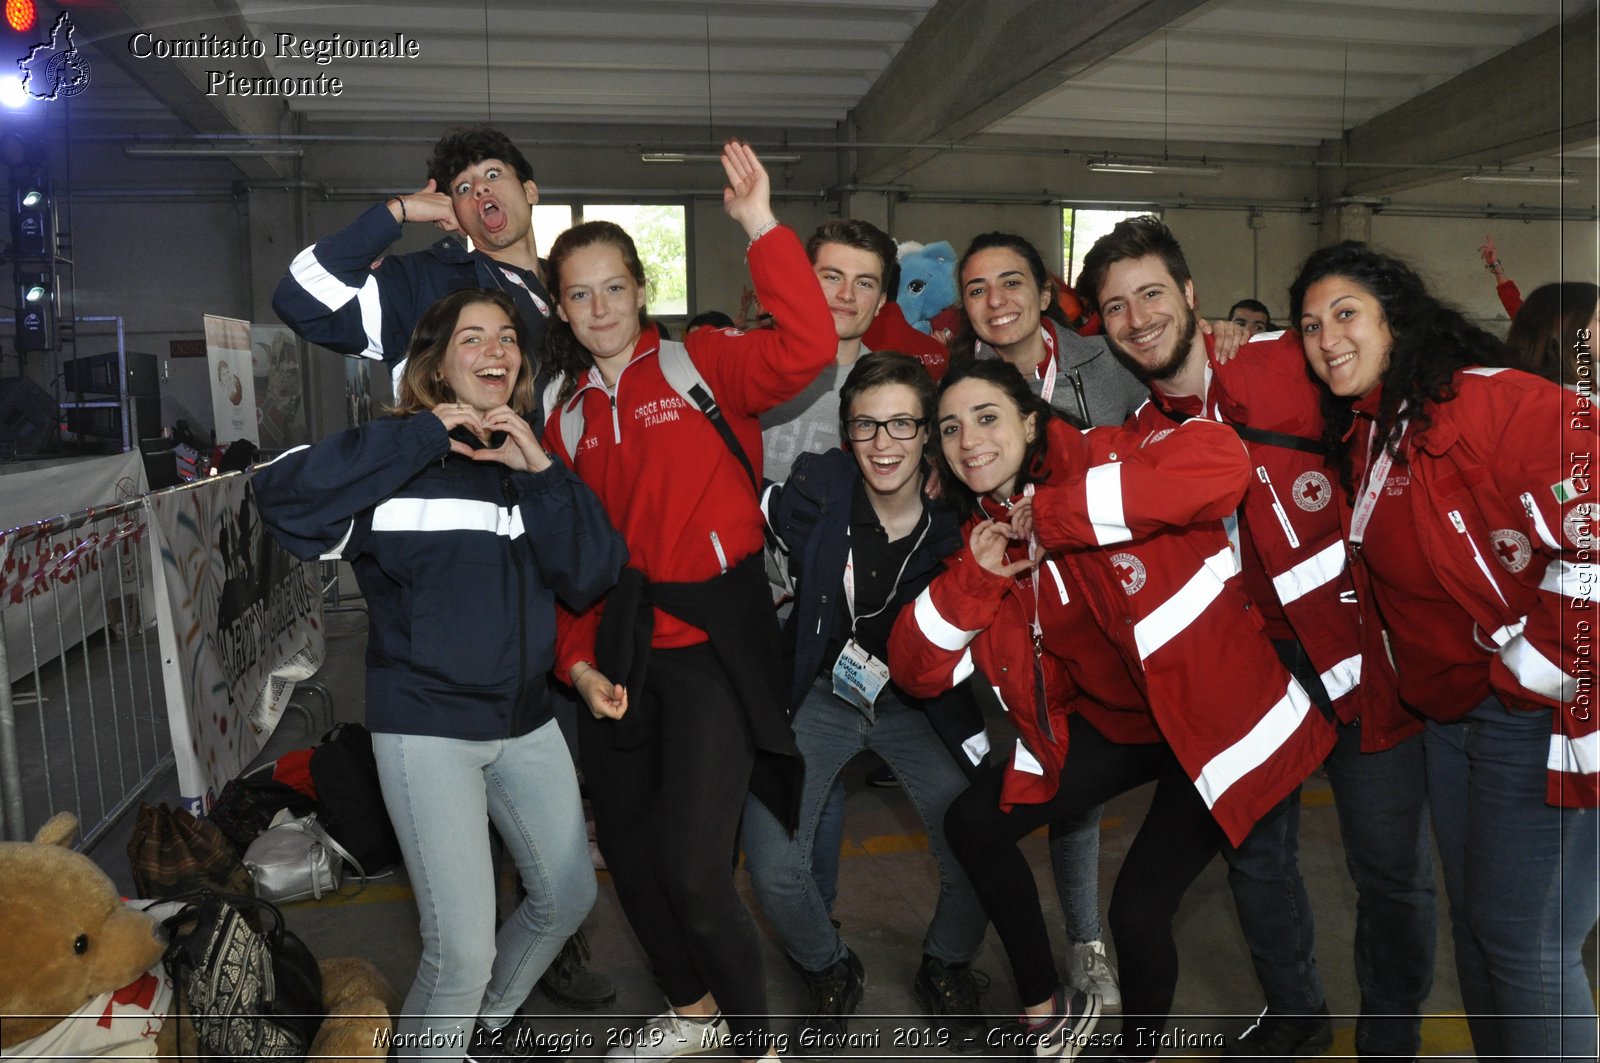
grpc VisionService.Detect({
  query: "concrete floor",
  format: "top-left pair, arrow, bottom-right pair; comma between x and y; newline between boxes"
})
86,605 -> 1593,1061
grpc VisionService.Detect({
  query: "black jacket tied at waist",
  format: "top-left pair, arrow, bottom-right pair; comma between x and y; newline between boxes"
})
595,552 -> 802,832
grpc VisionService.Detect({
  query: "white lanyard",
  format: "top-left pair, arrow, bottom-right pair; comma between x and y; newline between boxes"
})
1349,412 -> 1408,550
1017,483 -> 1044,646
842,514 -> 931,636
497,266 -> 550,317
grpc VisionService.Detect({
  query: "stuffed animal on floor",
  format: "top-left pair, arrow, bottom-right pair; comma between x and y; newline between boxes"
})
0,811 -> 398,1061
895,240 -> 959,335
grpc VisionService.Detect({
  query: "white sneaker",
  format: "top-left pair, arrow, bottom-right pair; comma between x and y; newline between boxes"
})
1066,939 -> 1121,1009
605,1008 -> 731,1060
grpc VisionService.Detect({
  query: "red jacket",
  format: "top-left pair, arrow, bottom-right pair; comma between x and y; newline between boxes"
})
889,418 -> 1336,845
1127,331 -> 1416,751
547,225 -> 835,674
1349,367 -> 1598,807
860,301 -> 950,379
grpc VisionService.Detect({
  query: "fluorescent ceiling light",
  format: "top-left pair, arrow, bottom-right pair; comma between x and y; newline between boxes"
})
124,146 -> 305,158
1086,159 -> 1222,178
642,151 -> 801,164
1460,171 -> 1576,186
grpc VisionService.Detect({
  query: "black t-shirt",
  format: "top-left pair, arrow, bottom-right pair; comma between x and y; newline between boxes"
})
817,480 -> 930,682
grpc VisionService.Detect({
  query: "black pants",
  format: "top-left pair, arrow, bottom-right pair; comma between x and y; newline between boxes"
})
579,642 -> 771,1052
944,714 -> 1225,1050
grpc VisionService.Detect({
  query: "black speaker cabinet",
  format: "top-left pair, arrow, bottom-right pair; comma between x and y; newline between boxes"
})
0,376 -> 58,453
66,397 -> 161,444
64,351 -> 159,397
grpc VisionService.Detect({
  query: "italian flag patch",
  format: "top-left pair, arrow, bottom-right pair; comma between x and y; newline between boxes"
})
1552,478 -> 1583,503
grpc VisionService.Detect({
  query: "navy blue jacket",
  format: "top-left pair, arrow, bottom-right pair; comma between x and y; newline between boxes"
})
252,414 -> 626,740
272,203 -> 552,366
765,448 -> 963,711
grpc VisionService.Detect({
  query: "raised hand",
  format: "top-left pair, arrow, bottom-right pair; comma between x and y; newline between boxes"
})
432,402 -> 484,442
720,140 -> 777,240
389,179 -> 459,233
971,519 -> 1040,578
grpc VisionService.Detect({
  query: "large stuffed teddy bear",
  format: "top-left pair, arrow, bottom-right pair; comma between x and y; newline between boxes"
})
0,812 -> 397,1061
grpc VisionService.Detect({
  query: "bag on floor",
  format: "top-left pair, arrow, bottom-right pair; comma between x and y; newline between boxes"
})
206,766 -> 318,854
161,890 -> 323,1058
126,802 -> 253,899
244,809 -> 367,903
309,722 -> 402,873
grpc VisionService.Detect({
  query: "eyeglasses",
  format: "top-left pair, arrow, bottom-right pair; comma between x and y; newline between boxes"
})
844,416 -> 929,442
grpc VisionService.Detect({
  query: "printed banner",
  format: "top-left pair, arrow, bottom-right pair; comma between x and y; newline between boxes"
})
146,473 -> 323,811
204,314 -> 259,446
250,324 -> 310,450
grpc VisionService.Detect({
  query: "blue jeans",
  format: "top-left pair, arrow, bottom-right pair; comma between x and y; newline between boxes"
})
1224,789 -> 1326,1015
1425,697 -> 1599,1063
1048,810 -> 1108,943
374,722 -> 596,1058
1322,719 -> 1436,1058
742,679 -> 988,972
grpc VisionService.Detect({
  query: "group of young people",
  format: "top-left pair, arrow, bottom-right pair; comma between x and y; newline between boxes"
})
256,125 -> 1598,1063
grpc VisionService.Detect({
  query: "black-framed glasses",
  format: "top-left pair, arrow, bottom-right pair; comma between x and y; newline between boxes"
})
844,416 -> 929,442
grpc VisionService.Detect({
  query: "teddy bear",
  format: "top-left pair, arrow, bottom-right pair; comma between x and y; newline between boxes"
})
0,811 -> 398,1061
895,240 -> 959,335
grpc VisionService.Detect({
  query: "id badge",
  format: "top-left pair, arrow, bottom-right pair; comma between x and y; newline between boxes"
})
832,639 -> 891,714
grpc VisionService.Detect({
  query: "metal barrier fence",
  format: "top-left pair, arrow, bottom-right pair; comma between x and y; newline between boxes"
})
0,493 -> 171,846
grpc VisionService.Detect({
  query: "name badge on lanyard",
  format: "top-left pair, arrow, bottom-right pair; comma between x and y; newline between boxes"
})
832,639 -> 891,713
833,520 -> 929,714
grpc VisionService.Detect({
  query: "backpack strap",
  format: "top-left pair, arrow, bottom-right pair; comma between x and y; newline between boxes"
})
1156,404 -> 1327,456
657,340 -> 759,493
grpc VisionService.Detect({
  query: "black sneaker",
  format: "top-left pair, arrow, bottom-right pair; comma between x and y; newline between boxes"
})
467,1017 -> 560,1062
912,954 -> 991,1053
537,930 -> 617,1010
793,948 -> 866,1054
1000,985 -> 1100,1060
1224,1003 -> 1334,1060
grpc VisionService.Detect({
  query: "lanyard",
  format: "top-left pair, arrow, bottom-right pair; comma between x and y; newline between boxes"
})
975,327 -> 1058,403
1016,483 -> 1044,648
842,512 -> 931,637
1349,411 -> 1408,550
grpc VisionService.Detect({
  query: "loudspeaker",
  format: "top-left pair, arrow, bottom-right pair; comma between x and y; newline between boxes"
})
0,376 -> 58,453
64,352 -> 159,397
66,397 -> 161,443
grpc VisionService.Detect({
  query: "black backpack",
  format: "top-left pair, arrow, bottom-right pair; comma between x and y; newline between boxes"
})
309,723 -> 403,873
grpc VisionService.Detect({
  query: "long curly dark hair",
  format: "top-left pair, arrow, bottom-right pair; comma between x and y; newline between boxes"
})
1504,281 -> 1598,388
1288,241 -> 1510,495
948,232 -> 1073,369
932,358 -> 1063,520
542,221 -> 653,402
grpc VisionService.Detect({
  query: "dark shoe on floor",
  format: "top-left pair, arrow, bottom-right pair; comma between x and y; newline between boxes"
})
1224,1003 -> 1334,1060
537,930 -> 617,1010
793,948 -> 866,1054
999,984 -> 1100,1059
866,764 -> 899,787
912,953 -> 991,1053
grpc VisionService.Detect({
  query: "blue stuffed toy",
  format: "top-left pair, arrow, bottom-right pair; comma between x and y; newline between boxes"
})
896,240 -> 958,335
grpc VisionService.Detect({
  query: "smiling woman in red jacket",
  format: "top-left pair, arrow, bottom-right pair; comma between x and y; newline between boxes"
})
889,358 -> 1332,1060
1293,241 -> 1598,1063
540,143 -> 835,1063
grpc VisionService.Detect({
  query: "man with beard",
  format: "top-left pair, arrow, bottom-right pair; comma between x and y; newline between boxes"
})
1076,216 -> 1436,1063
274,126 -> 553,396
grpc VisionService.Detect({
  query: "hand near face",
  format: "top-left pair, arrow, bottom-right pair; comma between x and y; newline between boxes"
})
721,141 -> 777,240
1202,318 -> 1250,364
971,519 -> 1040,578
575,666 -> 628,720
1004,497 -> 1035,543
458,406 -> 552,472
391,179 -> 459,233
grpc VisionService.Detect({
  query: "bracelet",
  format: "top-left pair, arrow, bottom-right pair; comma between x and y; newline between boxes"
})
571,661 -> 592,684
746,219 -> 779,249
391,196 -> 408,223
1485,260 -> 1501,273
